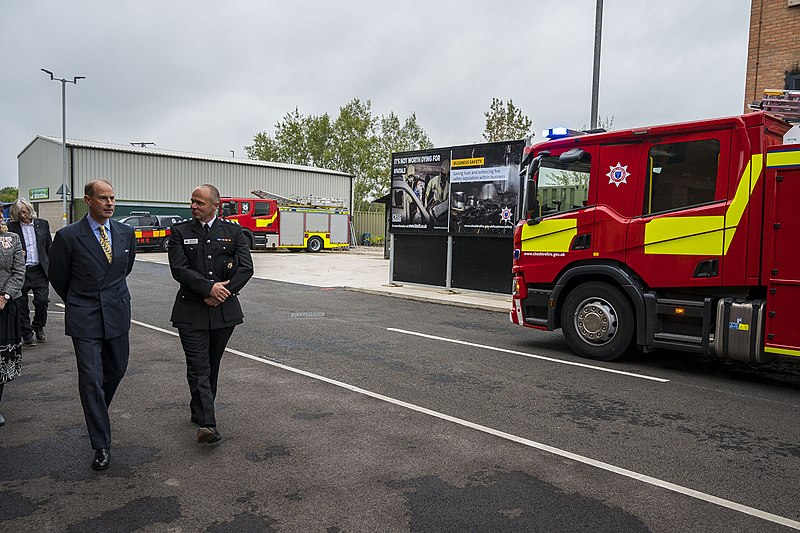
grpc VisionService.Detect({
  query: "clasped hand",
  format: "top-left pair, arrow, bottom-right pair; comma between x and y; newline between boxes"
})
204,280 -> 231,307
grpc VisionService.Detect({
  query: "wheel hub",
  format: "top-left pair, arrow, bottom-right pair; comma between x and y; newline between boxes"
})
574,297 -> 618,346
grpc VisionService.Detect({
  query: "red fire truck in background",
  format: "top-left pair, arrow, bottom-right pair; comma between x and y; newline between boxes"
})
219,190 -> 350,252
510,111 -> 800,365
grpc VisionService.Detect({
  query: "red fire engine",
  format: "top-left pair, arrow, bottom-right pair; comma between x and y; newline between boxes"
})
510,111 -> 800,364
219,190 -> 350,252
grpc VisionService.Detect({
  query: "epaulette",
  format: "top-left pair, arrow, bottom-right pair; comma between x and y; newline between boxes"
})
174,219 -> 192,225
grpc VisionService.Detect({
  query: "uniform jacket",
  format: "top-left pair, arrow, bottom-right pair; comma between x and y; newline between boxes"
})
48,216 -> 137,339
8,218 -> 52,275
0,232 -> 26,299
168,218 -> 253,330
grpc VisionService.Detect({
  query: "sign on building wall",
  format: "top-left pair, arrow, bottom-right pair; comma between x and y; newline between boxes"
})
390,140 -> 524,236
29,187 -> 49,200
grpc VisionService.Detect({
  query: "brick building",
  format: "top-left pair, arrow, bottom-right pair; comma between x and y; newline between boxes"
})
745,0 -> 800,106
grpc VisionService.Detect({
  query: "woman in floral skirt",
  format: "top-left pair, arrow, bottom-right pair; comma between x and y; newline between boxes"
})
0,219 -> 26,427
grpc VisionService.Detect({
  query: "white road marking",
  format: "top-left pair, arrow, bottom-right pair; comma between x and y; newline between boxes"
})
388,327 -> 670,383
55,305 -> 799,529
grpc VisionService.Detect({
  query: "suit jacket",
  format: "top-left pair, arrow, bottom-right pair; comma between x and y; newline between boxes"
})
8,218 -> 53,275
48,216 -> 137,339
168,218 -> 253,330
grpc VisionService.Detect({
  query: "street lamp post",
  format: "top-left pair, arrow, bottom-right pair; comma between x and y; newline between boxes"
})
41,69 -> 84,227
590,0 -> 603,130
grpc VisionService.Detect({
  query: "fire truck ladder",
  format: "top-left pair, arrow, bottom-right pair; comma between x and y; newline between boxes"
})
748,89 -> 800,123
251,189 -> 345,208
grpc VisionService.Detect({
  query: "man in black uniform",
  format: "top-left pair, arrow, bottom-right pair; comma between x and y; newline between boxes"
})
168,184 -> 253,445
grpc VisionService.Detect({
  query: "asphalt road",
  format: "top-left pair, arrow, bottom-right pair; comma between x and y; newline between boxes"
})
1,259 -> 800,532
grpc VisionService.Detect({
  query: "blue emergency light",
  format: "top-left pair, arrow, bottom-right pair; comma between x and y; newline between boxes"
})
542,127 -> 583,140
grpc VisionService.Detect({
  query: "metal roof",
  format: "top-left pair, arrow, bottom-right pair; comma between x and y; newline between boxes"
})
19,135 -> 352,178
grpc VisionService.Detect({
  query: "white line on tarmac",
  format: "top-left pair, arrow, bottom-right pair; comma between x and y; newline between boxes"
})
387,327 -> 670,383
63,306 -> 797,529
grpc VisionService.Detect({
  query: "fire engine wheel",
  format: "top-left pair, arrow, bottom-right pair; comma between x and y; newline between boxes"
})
307,236 -> 323,253
561,282 -> 634,361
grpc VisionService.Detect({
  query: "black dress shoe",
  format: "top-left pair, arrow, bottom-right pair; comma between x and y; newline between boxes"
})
92,448 -> 110,471
35,328 -> 47,342
197,426 -> 222,445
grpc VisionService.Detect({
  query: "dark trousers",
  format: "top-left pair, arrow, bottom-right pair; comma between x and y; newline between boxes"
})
178,326 -> 235,428
17,265 -> 49,338
72,335 -> 130,450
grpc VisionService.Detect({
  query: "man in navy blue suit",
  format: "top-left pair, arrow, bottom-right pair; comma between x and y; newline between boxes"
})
49,180 -> 136,471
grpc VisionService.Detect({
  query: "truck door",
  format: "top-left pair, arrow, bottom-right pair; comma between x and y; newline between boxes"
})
251,200 -> 278,232
763,147 -> 800,357
593,143 -> 645,263
626,130 -> 732,288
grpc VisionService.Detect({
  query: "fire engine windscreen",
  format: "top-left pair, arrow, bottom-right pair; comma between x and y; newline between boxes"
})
536,154 -> 591,216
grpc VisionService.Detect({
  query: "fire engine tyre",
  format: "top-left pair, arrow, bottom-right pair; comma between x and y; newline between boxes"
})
307,236 -> 323,253
561,282 -> 634,361
160,238 -> 169,252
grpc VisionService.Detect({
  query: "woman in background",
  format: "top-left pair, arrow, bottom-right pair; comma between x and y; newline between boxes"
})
0,219 -> 26,427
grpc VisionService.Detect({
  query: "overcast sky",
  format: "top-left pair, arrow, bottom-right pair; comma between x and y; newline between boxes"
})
0,0 -> 752,190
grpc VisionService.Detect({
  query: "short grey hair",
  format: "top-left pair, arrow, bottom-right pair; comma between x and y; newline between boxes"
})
9,198 -> 37,222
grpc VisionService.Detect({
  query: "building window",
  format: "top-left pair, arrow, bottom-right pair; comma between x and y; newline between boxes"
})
787,73 -> 800,91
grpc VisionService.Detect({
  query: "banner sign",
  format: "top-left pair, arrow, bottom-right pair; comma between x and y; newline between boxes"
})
29,187 -> 49,200
390,140 -> 524,236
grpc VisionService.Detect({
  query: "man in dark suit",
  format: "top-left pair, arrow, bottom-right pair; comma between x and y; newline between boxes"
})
8,198 -> 52,346
49,180 -> 136,471
168,184 -> 252,445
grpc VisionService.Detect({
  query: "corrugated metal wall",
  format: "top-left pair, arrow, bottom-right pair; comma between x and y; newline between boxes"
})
17,138 -> 63,201
73,149 -> 353,209
352,210 -> 386,243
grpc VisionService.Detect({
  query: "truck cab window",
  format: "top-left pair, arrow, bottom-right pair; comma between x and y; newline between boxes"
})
537,155 -> 591,216
221,201 -> 238,217
253,202 -> 270,216
644,139 -> 720,215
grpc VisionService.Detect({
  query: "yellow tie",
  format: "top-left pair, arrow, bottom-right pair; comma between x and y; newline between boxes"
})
98,225 -> 113,263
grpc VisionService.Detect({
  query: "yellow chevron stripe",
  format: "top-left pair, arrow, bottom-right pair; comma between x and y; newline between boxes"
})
644,154 -> 761,256
766,149 -> 800,168
255,212 -> 279,228
764,346 -> 800,357
520,219 -> 577,253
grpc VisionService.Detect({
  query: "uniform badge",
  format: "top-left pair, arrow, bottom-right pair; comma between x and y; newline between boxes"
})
606,162 -> 630,188
183,238 -> 199,244
226,260 -> 234,271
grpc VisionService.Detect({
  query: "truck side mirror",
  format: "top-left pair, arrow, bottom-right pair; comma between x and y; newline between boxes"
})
521,151 -> 548,224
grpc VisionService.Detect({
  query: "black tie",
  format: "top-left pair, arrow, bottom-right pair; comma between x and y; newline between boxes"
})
204,223 -> 210,234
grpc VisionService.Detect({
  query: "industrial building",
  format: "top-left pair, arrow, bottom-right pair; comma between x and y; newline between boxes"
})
17,136 -> 353,224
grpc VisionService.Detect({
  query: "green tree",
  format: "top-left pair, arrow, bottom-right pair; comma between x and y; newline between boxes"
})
0,187 -> 18,203
483,98 -> 532,142
246,99 -> 432,211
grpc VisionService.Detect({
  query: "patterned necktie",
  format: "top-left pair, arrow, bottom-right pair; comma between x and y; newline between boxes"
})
98,225 -> 113,263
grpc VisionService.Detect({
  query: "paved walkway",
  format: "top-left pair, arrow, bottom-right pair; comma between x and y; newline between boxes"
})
136,246 -> 511,313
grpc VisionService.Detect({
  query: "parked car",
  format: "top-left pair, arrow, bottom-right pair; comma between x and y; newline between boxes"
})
116,211 -> 184,252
